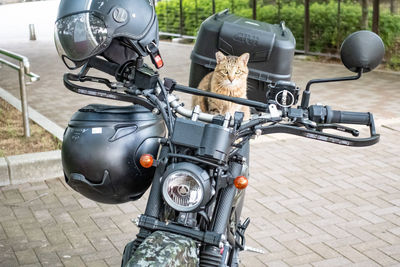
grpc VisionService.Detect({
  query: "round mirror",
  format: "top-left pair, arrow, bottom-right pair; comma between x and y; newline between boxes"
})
340,30 -> 385,73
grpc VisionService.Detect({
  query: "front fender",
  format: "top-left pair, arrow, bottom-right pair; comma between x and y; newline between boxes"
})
126,231 -> 198,267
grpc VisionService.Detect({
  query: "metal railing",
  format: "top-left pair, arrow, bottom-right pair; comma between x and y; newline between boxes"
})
0,49 -> 40,137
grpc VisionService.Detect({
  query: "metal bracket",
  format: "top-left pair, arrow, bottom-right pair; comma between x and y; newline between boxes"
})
137,215 -> 222,247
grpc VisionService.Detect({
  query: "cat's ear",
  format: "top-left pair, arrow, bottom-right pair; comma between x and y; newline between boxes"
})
239,53 -> 250,65
216,51 -> 226,64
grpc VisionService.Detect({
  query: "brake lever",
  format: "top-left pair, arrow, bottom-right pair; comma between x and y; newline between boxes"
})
256,123 -> 379,147
316,123 -> 360,137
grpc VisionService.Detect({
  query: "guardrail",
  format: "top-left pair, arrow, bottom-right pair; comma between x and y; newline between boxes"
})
0,49 -> 40,137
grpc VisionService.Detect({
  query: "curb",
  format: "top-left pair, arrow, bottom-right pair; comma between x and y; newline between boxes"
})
2,150 -> 63,186
0,87 -> 64,186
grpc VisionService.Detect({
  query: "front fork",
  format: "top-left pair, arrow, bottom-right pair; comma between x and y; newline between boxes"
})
202,141 -> 250,267
132,142 -> 250,266
123,145 -> 170,258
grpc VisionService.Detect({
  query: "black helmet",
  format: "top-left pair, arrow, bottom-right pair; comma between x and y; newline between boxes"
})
62,104 -> 166,204
54,0 -> 159,68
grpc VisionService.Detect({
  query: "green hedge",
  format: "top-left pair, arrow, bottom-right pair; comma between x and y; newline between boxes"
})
156,0 -> 400,68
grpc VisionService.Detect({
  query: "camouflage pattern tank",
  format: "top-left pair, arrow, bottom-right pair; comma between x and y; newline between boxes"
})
127,231 -> 198,266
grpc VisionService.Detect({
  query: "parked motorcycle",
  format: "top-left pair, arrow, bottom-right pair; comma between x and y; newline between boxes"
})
54,1 -> 384,266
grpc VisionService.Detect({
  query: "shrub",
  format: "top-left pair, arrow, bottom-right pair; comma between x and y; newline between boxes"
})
155,0 -> 400,67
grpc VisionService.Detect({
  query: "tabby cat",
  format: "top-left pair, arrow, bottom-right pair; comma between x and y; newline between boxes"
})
192,51 -> 250,120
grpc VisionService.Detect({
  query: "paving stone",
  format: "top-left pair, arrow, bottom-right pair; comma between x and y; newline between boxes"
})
36,251 -> 63,267
379,244 -> 400,256
105,255 -> 123,266
45,229 -> 69,246
85,260 -> 109,267
307,243 -> 341,259
256,250 -> 296,263
283,253 -> 324,266
282,240 -> 313,256
362,249 -> 399,266
80,247 -> 120,263
14,249 -> 39,265
86,235 -> 115,252
334,246 -> 370,263
24,228 -> 47,242
0,245 -> 19,266
61,255 -> 85,267
240,253 -> 266,267
2,222 -> 26,239
311,256 -> 352,267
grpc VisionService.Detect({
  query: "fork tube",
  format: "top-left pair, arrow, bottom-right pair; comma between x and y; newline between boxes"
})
144,146 -> 169,218
212,161 -> 242,234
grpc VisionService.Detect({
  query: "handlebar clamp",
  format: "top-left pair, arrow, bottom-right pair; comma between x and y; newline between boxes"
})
164,78 -> 177,93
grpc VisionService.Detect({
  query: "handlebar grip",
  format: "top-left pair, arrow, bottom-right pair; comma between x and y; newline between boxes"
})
88,57 -> 119,77
308,105 -> 372,125
328,109 -> 371,125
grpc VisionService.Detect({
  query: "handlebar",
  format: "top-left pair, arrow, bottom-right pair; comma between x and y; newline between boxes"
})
88,57 -> 119,77
63,73 -> 379,147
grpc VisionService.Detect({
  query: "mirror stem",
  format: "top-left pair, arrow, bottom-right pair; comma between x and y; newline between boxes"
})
300,69 -> 362,109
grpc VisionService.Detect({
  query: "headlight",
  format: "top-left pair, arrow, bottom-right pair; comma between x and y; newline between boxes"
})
162,163 -> 211,212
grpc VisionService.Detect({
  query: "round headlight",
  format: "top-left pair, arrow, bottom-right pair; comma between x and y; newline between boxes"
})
162,163 -> 211,212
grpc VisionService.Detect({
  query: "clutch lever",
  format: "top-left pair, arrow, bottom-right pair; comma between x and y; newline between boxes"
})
77,75 -> 119,90
316,123 -> 360,137
63,73 -> 156,110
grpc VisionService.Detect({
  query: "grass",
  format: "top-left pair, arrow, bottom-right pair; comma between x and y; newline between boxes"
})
0,98 -> 62,157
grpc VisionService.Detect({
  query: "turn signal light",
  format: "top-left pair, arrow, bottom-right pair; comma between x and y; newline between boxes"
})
140,154 -> 154,168
234,176 -> 248,190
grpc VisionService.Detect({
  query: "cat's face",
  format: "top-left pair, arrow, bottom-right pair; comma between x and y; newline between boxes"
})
214,52 -> 249,87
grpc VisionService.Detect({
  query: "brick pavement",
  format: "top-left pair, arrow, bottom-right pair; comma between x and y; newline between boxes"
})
1,3 -> 400,265
0,125 -> 399,266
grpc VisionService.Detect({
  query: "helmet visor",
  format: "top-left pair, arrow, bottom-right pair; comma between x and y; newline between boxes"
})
55,13 -> 108,63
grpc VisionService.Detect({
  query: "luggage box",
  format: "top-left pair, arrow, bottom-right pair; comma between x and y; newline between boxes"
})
189,10 -> 296,104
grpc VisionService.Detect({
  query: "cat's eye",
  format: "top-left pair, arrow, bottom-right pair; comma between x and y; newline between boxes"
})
222,70 -> 228,74
236,70 -> 242,74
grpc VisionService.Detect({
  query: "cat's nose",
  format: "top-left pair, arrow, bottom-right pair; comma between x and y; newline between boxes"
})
228,75 -> 234,82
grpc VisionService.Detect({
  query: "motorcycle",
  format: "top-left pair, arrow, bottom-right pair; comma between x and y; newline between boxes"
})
59,29 -> 384,266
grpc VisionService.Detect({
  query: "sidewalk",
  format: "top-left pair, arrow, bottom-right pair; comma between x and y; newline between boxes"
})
1,1 -> 400,266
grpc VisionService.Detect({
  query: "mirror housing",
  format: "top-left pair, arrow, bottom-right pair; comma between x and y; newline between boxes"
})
340,31 -> 385,73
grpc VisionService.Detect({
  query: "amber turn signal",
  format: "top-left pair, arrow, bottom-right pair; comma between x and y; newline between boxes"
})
234,176 -> 248,190
140,154 -> 154,168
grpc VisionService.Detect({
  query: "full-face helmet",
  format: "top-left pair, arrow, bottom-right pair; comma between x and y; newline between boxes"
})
54,0 -> 159,69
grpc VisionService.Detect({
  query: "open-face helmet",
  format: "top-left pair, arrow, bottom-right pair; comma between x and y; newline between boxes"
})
54,0 -> 159,69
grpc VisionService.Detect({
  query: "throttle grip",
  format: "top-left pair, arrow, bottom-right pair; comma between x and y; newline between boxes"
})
329,109 -> 371,125
308,105 -> 372,125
